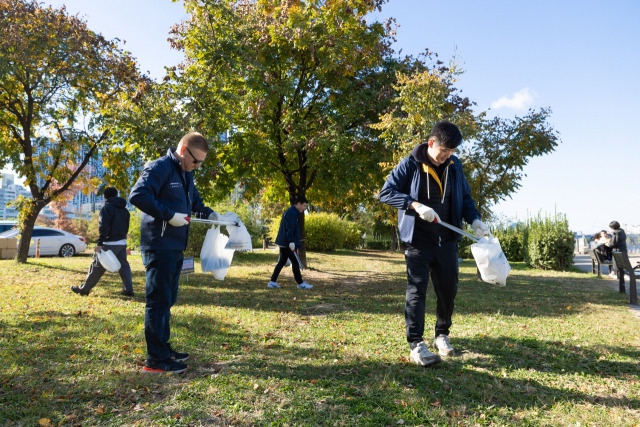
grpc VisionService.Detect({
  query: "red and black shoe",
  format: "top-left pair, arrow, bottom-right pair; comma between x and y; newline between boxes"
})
142,358 -> 188,374
168,344 -> 189,362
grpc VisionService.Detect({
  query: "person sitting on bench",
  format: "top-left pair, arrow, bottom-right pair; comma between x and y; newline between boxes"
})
593,230 -> 612,262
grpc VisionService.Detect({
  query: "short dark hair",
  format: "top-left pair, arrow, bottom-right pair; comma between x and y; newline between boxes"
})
180,132 -> 209,153
429,120 -> 463,149
104,187 -> 118,199
294,196 -> 308,205
609,220 -> 621,230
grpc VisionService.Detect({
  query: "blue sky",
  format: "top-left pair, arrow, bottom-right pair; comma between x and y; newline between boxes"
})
8,0 -> 639,233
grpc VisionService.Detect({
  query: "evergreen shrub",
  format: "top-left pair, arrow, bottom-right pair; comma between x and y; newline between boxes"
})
457,236 -> 474,259
493,223 -> 528,262
526,213 -> 575,270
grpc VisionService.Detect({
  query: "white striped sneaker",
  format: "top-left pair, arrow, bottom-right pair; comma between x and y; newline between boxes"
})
267,281 -> 280,288
297,282 -> 313,289
410,342 -> 441,367
433,334 -> 455,357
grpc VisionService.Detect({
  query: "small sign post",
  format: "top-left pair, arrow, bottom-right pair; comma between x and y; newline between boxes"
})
181,256 -> 195,282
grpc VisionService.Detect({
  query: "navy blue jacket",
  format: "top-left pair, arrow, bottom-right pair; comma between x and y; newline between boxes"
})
97,196 -> 130,245
275,205 -> 301,248
129,148 -> 213,251
379,147 -> 480,244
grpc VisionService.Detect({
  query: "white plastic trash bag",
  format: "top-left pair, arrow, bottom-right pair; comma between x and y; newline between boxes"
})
200,226 -> 235,280
97,249 -> 121,273
216,211 -> 253,251
470,236 -> 511,287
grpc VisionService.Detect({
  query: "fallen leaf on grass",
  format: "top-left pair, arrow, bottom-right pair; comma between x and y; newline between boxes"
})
430,399 -> 441,407
38,419 -> 52,427
172,413 -> 182,419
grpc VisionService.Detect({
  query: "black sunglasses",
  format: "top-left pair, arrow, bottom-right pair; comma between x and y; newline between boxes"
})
185,146 -> 205,165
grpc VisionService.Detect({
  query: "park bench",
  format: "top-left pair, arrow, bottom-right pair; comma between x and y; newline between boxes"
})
611,251 -> 639,305
587,248 -> 613,277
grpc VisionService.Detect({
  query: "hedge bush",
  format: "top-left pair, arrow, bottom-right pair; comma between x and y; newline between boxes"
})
365,238 -> 391,250
526,213 -> 575,270
305,212 -> 347,251
457,236 -> 474,259
493,223 -> 528,262
267,212 -> 362,252
342,221 -> 364,249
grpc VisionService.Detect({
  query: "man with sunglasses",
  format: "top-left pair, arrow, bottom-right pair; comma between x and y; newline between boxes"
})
130,132 -> 219,374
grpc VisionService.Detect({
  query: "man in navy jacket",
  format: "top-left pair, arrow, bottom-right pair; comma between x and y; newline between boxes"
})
129,132 -> 217,374
379,121 -> 488,367
268,197 -> 313,289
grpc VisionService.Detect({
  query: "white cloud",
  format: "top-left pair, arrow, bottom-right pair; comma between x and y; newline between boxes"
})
491,87 -> 537,110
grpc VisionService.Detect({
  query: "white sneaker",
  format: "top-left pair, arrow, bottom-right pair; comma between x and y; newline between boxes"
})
409,342 -> 441,367
433,334 -> 455,357
297,282 -> 313,289
267,281 -> 280,288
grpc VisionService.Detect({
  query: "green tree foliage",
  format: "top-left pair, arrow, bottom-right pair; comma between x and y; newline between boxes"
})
458,109 -> 559,219
165,0 -> 405,265
372,62 -> 559,224
0,0 -> 145,262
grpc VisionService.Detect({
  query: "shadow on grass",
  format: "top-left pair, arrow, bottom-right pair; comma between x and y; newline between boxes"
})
136,263 -> 625,321
2,303 -> 638,426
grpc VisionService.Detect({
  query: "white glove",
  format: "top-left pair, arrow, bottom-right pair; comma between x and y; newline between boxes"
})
472,219 -> 489,238
169,212 -> 189,227
414,204 -> 440,223
289,242 -> 295,251
208,211 -> 219,221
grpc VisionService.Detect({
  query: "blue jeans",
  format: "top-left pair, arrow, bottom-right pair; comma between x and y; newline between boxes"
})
141,250 -> 183,361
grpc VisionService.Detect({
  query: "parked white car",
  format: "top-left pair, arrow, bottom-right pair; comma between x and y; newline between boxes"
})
0,226 -> 87,257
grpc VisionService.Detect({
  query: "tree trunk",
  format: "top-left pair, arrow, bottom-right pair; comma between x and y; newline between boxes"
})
16,206 -> 43,263
390,225 -> 398,251
297,210 -> 307,269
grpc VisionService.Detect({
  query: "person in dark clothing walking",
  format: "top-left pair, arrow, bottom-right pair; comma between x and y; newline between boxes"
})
129,132 -> 218,375
379,121 -> 488,367
268,197 -> 313,289
71,187 -> 133,297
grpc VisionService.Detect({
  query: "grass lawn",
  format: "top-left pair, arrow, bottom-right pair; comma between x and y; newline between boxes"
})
1,249 -> 639,426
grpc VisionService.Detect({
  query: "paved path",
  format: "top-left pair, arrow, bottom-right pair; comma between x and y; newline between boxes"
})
573,253 -> 640,317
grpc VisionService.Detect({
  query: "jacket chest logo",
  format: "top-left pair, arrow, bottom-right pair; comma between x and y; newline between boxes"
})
170,182 -> 182,190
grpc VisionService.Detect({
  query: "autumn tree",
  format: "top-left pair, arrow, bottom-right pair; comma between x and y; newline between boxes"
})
370,62 -> 475,247
372,61 -> 559,224
157,0 -> 404,264
458,108 -> 559,219
0,0 -> 146,262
